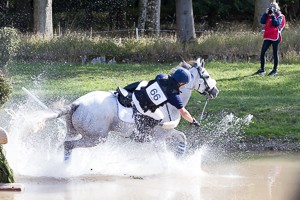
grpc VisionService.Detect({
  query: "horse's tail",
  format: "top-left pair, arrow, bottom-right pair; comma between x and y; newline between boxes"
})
55,103 -> 79,118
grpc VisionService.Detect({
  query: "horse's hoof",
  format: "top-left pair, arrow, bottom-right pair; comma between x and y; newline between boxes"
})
64,141 -> 74,150
64,149 -> 71,161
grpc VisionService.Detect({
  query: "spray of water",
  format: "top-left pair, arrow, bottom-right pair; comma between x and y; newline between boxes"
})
0,94 -> 208,179
0,87 -> 253,179
188,112 -> 253,151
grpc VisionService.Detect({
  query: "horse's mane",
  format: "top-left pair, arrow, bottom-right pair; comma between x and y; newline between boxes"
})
170,60 -> 193,75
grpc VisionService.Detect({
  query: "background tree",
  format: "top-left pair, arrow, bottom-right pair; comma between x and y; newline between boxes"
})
33,0 -> 53,36
176,0 -> 195,42
0,0 -> 299,35
138,0 -> 148,31
137,0 -> 148,30
253,0 -> 274,30
138,0 -> 161,36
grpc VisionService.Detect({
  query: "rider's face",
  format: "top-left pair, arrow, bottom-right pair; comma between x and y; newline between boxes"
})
178,82 -> 185,88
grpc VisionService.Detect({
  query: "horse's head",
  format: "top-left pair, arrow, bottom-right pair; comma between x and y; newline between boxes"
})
181,58 -> 219,99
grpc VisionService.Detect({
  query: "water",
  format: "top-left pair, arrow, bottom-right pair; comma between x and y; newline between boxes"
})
0,97 -> 300,200
1,152 -> 299,200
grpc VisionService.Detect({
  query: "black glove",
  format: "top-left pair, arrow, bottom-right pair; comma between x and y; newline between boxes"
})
190,118 -> 200,127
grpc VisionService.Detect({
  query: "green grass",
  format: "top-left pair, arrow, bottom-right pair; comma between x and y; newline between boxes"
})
6,61 -> 300,140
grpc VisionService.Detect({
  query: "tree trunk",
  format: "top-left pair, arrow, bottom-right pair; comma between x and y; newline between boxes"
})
138,0 -> 148,31
176,0 -> 195,42
253,0 -> 272,31
33,0 -> 53,36
146,0 -> 161,37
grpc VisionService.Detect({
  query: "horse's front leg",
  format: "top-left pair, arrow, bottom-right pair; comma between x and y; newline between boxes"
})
153,127 -> 187,157
63,134 -> 107,161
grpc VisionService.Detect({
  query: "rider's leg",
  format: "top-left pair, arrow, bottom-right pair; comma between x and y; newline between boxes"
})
132,107 -> 160,143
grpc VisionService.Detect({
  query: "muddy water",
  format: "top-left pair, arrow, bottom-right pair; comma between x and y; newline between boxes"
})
1,152 -> 299,200
0,100 -> 299,200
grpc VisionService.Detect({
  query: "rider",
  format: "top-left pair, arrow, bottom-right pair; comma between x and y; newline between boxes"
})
130,68 -> 200,142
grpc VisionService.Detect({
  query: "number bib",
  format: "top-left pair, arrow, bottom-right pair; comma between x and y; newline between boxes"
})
146,82 -> 167,105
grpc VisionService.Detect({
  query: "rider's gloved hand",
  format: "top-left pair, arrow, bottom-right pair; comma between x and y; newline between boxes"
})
190,118 -> 200,127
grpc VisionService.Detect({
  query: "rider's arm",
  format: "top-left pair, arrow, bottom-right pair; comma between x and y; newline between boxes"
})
178,107 -> 194,123
168,94 -> 194,123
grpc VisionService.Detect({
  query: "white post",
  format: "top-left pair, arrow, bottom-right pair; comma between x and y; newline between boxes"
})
136,28 -> 139,40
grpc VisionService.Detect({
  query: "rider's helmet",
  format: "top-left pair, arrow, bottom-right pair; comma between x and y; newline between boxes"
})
171,68 -> 191,84
155,73 -> 168,80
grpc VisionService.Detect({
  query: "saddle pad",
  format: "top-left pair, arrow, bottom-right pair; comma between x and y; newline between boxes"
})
117,100 -> 135,123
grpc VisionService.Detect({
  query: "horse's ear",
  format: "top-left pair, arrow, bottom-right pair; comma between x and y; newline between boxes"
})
182,61 -> 192,69
201,59 -> 205,68
196,57 -> 205,68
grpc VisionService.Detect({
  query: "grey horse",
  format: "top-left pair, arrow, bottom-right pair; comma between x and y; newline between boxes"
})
51,58 -> 219,160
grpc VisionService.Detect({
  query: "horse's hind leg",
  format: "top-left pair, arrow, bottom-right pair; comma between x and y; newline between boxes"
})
65,114 -> 81,141
63,134 -> 107,161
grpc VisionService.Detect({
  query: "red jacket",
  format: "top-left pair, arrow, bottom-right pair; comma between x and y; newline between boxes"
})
263,13 -> 285,42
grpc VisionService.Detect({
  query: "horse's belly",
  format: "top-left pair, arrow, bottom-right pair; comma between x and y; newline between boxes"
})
72,91 -> 117,136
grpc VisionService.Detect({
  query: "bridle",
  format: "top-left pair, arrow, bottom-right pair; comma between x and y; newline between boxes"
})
194,64 -> 211,94
180,59 -> 211,94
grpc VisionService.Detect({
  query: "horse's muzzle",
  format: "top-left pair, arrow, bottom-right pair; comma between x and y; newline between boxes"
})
209,87 -> 219,99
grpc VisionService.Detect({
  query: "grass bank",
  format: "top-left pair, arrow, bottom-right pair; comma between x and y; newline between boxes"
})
6,61 -> 300,141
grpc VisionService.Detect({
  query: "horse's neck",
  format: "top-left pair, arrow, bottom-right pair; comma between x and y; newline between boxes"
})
180,86 -> 192,107
179,67 -> 199,106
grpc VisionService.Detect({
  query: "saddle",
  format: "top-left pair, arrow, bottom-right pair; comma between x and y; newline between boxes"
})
115,87 -> 134,123
116,87 -> 132,108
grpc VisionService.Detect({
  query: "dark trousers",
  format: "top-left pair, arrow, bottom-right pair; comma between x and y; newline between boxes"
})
260,39 -> 280,71
131,106 -> 160,143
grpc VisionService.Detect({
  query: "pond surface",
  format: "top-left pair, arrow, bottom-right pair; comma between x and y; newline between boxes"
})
1,151 -> 299,200
0,100 -> 299,200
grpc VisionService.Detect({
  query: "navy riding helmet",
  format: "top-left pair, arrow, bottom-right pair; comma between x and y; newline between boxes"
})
155,73 -> 168,80
171,68 -> 192,84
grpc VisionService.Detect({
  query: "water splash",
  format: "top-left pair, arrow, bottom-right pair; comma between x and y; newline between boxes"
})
0,95 -> 207,179
188,112 -> 253,152
0,88 -> 253,179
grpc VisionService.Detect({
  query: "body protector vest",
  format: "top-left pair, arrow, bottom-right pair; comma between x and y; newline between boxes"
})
264,13 -> 286,42
134,77 -> 180,113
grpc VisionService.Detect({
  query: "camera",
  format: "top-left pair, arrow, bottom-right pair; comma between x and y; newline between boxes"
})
268,7 -> 275,15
